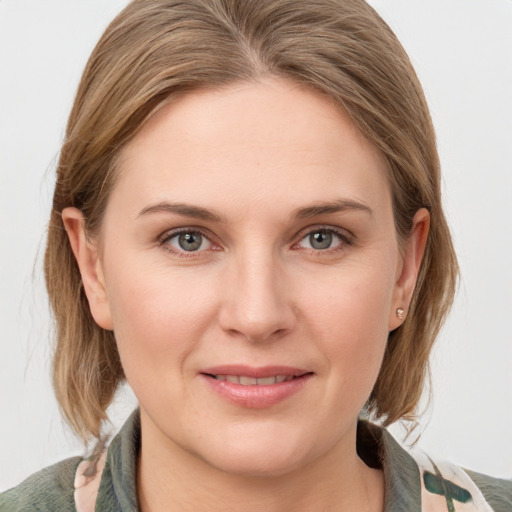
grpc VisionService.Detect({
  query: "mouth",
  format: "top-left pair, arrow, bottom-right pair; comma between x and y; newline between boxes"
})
204,374 -> 308,385
199,366 -> 314,408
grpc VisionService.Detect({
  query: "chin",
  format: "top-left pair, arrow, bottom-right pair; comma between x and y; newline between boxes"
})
195,428 -> 317,478
206,450 -> 305,478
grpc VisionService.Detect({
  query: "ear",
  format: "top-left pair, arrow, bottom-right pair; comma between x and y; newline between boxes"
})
62,207 -> 114,331
389,208 -> 430,331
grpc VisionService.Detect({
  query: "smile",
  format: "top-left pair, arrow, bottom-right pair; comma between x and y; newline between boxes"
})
208,375 -> 296,385
200,366 -> 313,408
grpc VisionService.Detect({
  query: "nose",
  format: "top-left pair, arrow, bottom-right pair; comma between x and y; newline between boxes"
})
218,250 -> 297,344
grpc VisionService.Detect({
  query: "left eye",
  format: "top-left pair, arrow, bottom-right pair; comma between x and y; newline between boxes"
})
166,231 -> 212,252
298,229 -> 344,250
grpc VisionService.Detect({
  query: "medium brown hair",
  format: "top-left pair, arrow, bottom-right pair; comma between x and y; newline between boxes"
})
45,0 -> 458,441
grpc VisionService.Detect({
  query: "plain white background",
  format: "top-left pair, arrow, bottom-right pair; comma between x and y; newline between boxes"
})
1,0 -> 511,491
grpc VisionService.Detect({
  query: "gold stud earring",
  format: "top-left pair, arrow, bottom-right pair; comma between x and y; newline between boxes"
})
396,307 -> 405,319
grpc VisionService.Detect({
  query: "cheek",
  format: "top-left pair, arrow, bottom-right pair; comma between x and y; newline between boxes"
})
297,261 -> 395,389
103,259 -> 219,383
300,262 -> 395,340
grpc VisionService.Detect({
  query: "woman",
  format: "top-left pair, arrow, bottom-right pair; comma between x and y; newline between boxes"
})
1,0 -> 510,510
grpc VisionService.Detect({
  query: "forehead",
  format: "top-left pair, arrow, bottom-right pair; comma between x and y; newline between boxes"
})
112,78 -> 390,220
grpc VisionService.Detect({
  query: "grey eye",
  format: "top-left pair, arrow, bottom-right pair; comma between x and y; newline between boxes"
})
169,231 -> 210,252
178,232 -> 202,251
309,231 -> 333,249
297,229 -> 344,251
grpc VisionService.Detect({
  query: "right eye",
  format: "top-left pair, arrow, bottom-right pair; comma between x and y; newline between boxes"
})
162,230 -> 213,253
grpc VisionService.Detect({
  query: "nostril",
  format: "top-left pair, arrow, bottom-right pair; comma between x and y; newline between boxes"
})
218,289 -> 298,343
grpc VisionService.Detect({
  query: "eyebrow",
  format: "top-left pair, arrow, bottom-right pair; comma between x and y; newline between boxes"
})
293,199 -> 373,219
137,202 -> 226,223
137,198 -> 373,223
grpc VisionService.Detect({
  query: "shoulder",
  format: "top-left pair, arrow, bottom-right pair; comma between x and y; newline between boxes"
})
0,410 -> 141,512
358,421 -> 512,512
380,426 -> 512,512
0,456 -> 81,512
463,469 -> 512,512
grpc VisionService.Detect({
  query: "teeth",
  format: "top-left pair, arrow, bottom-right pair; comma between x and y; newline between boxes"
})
240,376 -> 258,385
214,375 -> 294,385
256,376 -> 276,385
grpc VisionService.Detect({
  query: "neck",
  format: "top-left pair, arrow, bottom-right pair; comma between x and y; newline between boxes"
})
137,416 -> 384,512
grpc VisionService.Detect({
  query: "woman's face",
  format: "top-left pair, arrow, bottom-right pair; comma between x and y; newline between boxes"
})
70,79 -> 424,477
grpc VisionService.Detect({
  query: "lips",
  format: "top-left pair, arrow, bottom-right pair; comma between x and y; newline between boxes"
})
201,365 -> 309,378
210,375 -> 293,385
200,365 -> 313,408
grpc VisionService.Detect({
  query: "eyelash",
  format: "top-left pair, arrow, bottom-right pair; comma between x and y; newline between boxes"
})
293,226 -> 354,255
158,225 -> 354,259
158,228 -> 217,259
